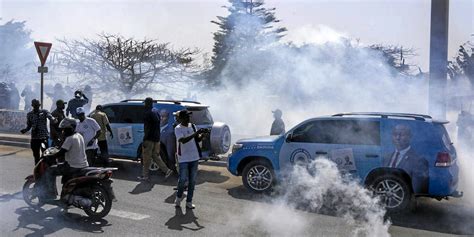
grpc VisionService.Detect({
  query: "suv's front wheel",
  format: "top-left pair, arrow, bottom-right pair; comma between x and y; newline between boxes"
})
369,174 -> 413,213
242,160 -> 275,193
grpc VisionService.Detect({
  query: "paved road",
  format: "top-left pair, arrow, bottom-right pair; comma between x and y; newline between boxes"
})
0,145 -> 472,237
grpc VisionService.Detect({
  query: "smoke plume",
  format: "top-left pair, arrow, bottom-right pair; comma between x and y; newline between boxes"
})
230,159 -> 391,237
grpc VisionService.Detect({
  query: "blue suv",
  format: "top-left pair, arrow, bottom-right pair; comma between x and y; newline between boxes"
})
100,99 -> 231,171
228,113 -> 462,212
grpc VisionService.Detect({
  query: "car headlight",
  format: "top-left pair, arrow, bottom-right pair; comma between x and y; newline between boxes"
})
232,143 -> 243,153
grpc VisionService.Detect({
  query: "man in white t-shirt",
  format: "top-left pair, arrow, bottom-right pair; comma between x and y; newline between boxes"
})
75,107 -> 101,166
43,118 -> 89,199
174,110 -> 209,209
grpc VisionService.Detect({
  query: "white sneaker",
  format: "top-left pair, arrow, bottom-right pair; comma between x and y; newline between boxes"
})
175,196 -> 183,207
186,202 -> 195,209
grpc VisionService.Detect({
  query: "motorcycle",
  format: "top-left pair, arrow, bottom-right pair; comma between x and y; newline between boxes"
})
22,147 -> 118,220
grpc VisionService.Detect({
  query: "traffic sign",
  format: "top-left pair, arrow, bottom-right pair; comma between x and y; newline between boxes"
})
37,66 -> 48,73
34,42 -> 52,66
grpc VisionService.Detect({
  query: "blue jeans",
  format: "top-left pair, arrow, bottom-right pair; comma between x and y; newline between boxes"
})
176,160 -> 199,203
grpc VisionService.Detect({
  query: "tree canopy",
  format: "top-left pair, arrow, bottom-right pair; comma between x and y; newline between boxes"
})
57,34 -> 199,96
448,42 -> 474,87
206,0 -> 287,86
0,20 -> 35,82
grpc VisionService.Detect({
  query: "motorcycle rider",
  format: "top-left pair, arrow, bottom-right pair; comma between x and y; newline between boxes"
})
42,118 -> 89,200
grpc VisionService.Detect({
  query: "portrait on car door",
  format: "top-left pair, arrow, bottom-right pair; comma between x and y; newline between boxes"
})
382,122 -> 429,194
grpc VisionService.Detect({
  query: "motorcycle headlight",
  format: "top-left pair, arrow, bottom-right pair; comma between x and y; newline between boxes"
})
232,143 -> 243,153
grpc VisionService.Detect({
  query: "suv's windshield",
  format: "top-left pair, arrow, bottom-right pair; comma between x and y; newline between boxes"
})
187,107 -> 213,125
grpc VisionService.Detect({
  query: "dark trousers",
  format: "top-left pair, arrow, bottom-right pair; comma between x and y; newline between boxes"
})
86,149 -> 97,167
176,160 -> 199,203
98,140 -> 109,166
31,138 -> 48,165
43,163 -> 81,198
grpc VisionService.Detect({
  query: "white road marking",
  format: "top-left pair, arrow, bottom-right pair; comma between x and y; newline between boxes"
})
109,209 -> 150,220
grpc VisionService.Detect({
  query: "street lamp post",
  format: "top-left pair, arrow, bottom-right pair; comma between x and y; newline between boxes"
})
429,0 -> 449,119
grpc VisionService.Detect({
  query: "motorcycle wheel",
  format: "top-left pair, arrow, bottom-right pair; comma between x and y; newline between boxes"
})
84,185 -> 112,220
22,179 -> 43,208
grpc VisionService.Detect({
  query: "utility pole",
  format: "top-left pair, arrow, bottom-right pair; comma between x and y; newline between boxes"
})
429,0 -> 449,119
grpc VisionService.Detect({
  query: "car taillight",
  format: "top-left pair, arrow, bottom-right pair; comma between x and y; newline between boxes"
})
435,152 -> 452,167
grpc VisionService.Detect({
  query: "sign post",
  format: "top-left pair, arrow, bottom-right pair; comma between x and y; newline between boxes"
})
34,42 -> 52,109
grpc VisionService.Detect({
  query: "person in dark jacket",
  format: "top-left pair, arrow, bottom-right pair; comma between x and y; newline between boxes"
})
21,85 -> 34,111
66,90 -> 89,118
270,109 -> 285,135
382,124 -> 429,194
20,99 -> 56,164
137,97 -> 172,181
50,99 -> 67,146
47,83 -> 67,111
8,82 -> 20,110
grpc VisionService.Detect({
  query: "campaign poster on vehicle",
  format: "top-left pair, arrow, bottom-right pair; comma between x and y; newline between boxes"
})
330,148 -> 357,171
117,126 -> 134,145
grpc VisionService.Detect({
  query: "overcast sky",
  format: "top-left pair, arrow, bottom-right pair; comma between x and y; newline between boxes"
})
1,0 -> 472,70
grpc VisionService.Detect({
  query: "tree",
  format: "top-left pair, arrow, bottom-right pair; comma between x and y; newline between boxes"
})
57,34 -> 199,96
0,20 -> 35,82
206,0 -> 287,86
369,44 -> 421,77
448,42 -> 474,87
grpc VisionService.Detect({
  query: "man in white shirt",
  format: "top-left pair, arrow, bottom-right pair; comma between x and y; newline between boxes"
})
174,110 -> 208,209
43,118 -> 89,199
75,107 -> 101,166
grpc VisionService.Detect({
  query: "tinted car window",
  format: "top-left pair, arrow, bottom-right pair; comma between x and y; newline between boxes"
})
102,105 -> 121,123
292,120 -> 380,145
120,105 -> 144,123
187,107 -> 213,125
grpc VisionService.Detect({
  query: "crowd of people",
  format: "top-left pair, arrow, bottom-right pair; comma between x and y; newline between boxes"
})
20,89 -> 107,167
0,82 -> 93,112
18,90 -> 212,209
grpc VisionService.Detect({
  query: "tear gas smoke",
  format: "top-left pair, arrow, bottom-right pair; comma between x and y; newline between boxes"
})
196,21 -> 464,236
198,25 -> 428,138
230,159 -> 391,237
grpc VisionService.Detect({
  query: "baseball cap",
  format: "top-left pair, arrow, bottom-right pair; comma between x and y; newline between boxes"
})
76,107 -> 86,115
56,99 -> 67,106
175,109 -> 192,119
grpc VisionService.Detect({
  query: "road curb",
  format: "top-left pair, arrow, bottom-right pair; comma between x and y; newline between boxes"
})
0,140 -> 30,148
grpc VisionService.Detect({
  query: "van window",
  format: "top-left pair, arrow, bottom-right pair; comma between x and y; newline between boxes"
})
120,105 -> 144,123
102,105 -> 121,123
187,107 -> 213,125
292,120 -> 380,145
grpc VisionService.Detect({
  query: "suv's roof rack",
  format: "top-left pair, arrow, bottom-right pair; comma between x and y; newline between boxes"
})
120,99 -> 201,105
332,112 -> 432,121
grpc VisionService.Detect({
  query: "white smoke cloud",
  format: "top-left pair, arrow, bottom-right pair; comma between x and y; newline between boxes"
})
285,24 -> 349,46
197,25 -> 427,139
230,159 -> 391,237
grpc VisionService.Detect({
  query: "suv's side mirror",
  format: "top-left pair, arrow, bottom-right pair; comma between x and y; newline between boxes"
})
285,133 -> 293,143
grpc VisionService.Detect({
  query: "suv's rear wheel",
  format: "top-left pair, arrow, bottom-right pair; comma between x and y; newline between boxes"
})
242,160 -> 275,193
369,174 -> 413,213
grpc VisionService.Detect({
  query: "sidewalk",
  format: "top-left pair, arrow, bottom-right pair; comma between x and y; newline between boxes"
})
0,132 -> 30,148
